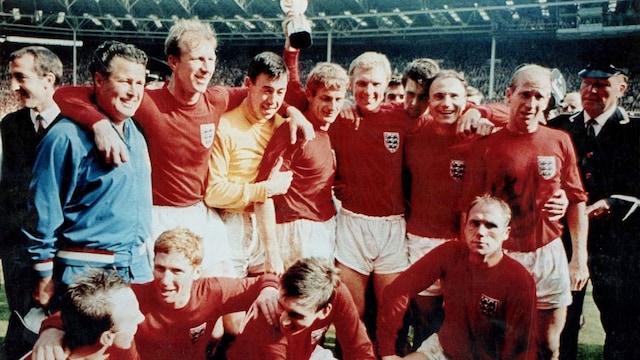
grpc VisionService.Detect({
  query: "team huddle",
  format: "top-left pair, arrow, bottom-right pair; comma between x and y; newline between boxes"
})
1,14 -> 639,360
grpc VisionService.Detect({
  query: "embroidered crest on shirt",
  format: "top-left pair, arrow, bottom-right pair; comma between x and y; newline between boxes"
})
189,322 -> 207,344
311,326 -> 329,345
537,156 -> 556,180
449,160 -> 466,180
200,124 -> 215,148
478,294 -> 500,317
383,132 -> 400,153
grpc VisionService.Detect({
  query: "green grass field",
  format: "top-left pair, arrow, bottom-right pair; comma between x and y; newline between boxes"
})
575,282 -> 605,360
0,281 -> 605,359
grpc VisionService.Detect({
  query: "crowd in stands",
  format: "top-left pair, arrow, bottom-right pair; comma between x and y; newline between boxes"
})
3,17 -> 640,360
1,37 -> 638,119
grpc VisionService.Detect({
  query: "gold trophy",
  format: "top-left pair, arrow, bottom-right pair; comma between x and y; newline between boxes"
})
281,0 -> 312,48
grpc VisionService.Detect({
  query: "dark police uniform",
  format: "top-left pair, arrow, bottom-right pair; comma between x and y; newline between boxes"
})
549,64 -> 640,360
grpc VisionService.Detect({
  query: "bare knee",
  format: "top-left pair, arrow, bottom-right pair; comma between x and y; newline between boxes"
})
537,307 -> 567,360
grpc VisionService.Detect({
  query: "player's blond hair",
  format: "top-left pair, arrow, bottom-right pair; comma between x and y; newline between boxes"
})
165,18 -> 217,58
154,227 -> 204,266
348,51 -> 392,84
306,62 -> 349,96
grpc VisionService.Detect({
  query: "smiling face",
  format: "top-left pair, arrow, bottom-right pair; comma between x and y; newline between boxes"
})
278,291 -> 332,336
428,76 -> 467,125
169,40 -> 217,96
307,86 -> 347,128
245,73 -> 288,120
94,56 -> 146,123
153,251 -> 201,309
506,66 -> 551,134
580,75 -> 627,118
351,66 -> 388,113
10,53 -> 56,111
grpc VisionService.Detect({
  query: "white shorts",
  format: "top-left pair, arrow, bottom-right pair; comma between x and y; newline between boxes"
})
416,333 -> 450,360
407,233 -> 452,296
310,345 -> 337,360
276,217 -> 337,268
151,201 -> 235,277
335,207 -> 409,275
220,211 -> 264,277
505,238 -> 572,310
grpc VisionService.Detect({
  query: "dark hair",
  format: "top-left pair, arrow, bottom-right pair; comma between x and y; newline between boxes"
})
247,51 -> 288,83
402,58 -> 440,91
89,40 -> 148,80
281,258 -> 340,312
61,269 -> 129,350
9,46 -> 64,86
388,73 -> 403,87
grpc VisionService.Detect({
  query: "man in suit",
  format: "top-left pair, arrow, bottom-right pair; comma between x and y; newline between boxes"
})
0,46 -> 64,359
549,63 -> 640,360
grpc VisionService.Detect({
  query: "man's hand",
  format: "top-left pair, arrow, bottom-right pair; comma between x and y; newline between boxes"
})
264,251 -> 285,276
255,198 -> 285,276
31,328 -> 67,360
93,120 -> 129,166
241,287 -> 280,332
265,157 -> 293,197
456,108 -> 496,138
544,189 -> 569,221
586,199 -> 611,219
569,258 -> 589,291
286,107 -> 315,144
33,276 -> 54,308
339,102 -> 361,130
282,15 -> 295,51
381,356 -> 403,360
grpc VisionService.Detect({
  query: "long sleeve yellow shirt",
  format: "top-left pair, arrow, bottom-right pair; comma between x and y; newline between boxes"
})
205,99 -> 286,212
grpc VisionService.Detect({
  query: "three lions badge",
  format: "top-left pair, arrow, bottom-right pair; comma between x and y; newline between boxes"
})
537,156 -> 556,180
384,132 -> 400,153
200,124 -> 215,148
450,160 -> 466,180
479,294 -> 500,317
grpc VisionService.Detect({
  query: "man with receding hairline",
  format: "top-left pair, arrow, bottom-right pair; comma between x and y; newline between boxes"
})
378,195 -> 537,360
462,64 -> 589,359
53,19 -> 313,279
1,45 -> 64,360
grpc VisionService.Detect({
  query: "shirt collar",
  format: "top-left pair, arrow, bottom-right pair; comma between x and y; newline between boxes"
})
584,105 -> 617,127
31,105 -> 61,128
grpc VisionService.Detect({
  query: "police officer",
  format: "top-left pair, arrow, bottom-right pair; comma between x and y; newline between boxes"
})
549,63 -> 640,360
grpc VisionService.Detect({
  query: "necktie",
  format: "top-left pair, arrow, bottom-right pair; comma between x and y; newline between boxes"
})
36,114 -> 46,136
586,119 -> 596,139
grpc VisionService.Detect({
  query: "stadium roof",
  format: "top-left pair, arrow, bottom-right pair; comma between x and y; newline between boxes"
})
1,0 -> 639,45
